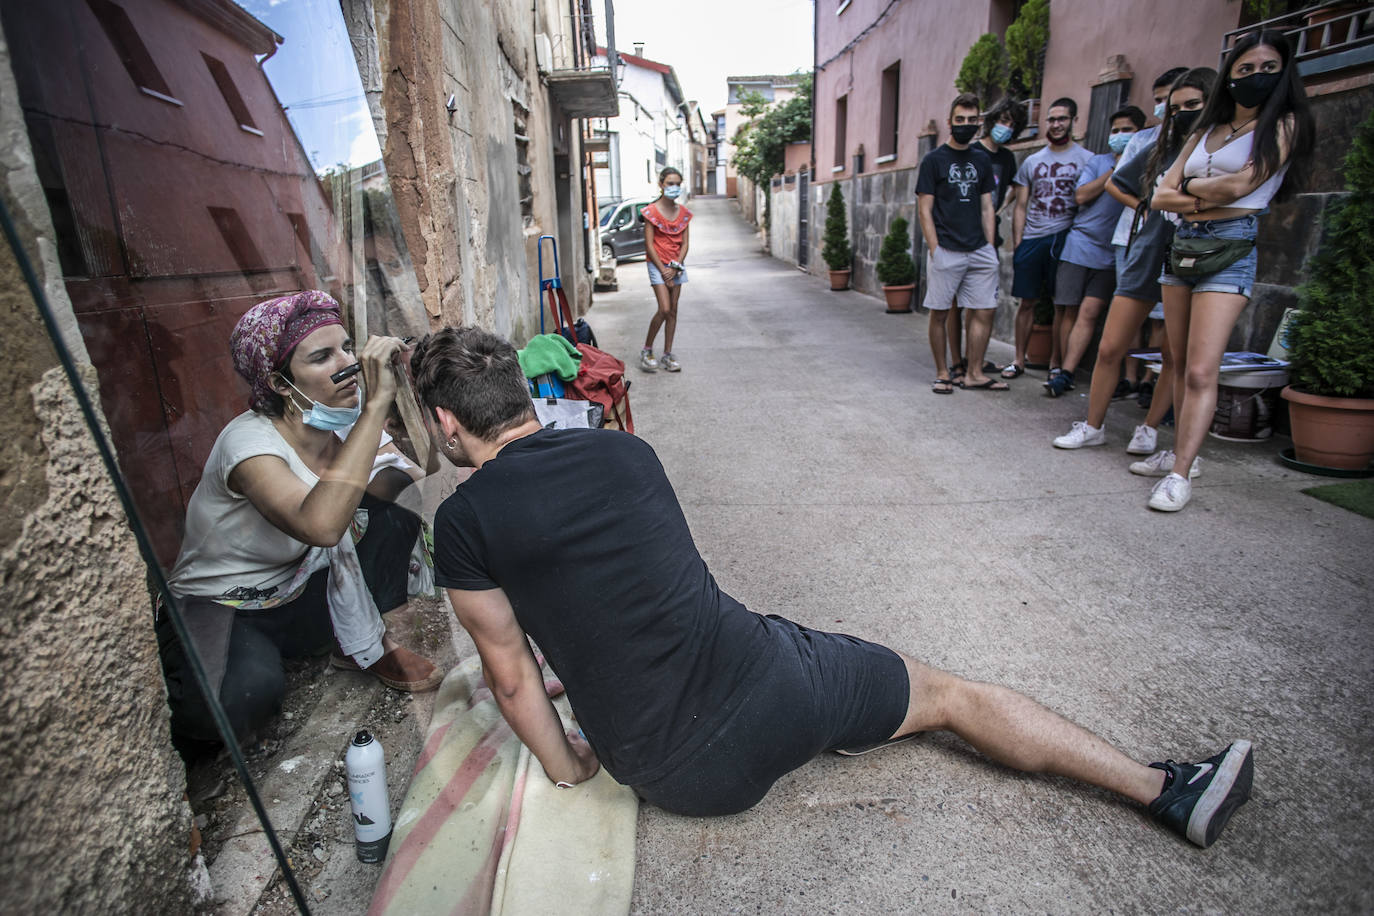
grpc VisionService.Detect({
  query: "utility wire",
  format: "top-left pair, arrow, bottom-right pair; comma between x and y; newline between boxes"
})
816,0 -> 902,72
0,193 -> 313,916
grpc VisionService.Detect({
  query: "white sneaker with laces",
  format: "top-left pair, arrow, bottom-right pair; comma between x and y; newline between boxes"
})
638,349 -> 658,372
1052,420 -> 1106,449
1148,472 -> 1192,512
1129,450 -> 1201,478
1126,424 -> 1158,455
659,351 -> 681,372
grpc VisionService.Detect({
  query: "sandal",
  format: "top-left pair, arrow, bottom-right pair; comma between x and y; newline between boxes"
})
959,377 -> 1010,391
949,361 -> 967,382
1000,364 -> 1024,379
932,378 -> 954,395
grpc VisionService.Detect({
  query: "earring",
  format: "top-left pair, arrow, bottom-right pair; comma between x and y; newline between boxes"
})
446,436 -> 460,450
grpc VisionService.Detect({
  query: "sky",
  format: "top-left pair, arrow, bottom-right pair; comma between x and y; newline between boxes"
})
600,0 -> 814,112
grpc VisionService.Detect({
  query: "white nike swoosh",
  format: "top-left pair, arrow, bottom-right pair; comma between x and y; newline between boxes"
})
1187,762 -> 1214,785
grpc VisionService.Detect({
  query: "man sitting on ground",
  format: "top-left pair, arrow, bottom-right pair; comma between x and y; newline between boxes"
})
409,325 -> 1254,849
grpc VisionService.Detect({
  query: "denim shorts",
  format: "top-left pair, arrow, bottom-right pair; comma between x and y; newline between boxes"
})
1159,215 -> 1258,297
648,262 -> 687,286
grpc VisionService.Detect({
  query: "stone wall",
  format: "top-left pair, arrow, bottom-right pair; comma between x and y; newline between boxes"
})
806,169 -> 921,297
769,181 -> 800,267
0,34 -> 200,912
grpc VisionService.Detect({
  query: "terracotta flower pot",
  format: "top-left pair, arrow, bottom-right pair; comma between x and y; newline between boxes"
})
882,284 -> 914,313
1025,323 -> 1053,369
828,269 -> 851,290
1281,386 -> 1374,470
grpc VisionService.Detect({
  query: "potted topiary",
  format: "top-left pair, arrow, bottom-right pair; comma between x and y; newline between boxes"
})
956,33 -> 1009,110
1006,0 -> 1048,127
1025,296 -> 1055,369
1280,108 -> 1374,472
822,185 -> 853,290
876,216 -> 917,313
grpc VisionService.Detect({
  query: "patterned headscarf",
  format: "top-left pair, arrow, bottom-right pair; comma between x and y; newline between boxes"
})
231,290 -> 344,413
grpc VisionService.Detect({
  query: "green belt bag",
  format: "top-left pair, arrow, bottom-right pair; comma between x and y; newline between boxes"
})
1167,235 -> 1255,278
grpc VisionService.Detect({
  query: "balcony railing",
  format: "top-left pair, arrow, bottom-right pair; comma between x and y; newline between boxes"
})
1222,2 -> 1374,78
546,0 -> 619,117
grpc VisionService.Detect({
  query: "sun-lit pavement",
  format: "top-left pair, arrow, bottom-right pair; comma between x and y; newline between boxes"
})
590,196 -> 1373,914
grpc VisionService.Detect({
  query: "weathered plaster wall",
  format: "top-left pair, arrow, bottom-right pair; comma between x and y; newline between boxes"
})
769,183 -> 800,266
345,0 -> 590,344
0,36 -> 199,909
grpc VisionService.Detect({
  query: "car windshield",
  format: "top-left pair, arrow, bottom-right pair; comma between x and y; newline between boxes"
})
599,201 -> 619,226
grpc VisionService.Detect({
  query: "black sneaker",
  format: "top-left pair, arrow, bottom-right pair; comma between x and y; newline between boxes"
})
1136,380 -> 1155,409
1148,740 -> 1253,848
1111,379 -> 1137,401
1045,370 -> 1073,398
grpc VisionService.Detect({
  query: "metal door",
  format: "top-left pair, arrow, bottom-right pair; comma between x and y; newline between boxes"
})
797,168 -> 809,267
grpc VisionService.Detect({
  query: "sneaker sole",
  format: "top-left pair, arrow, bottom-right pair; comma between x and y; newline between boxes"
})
1187,740 -> 1254,848
1053,437 -> 1106,450
1147,493 -> 1189,512
1126,443 -> 1156,455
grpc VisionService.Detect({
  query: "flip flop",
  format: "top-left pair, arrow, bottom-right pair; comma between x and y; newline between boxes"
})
834,733 -> 921,756
949,361 -> 967,382
932,378 -> 954,394
1000,364 -> 1024,379
960,378 -> 1010,391
981,361 -> 1000,373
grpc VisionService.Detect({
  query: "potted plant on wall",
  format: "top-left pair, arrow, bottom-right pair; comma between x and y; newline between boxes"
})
1280,109 -> 1374,473
956,33 -> 1009,109
1025,296 -> 1055,369
876,217 -> 917,313
822,185 -> 853,290
1006,0 -> 1049,130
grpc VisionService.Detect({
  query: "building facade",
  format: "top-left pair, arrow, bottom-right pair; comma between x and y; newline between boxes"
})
590,45 -> 691,203
717,72 -> 804,198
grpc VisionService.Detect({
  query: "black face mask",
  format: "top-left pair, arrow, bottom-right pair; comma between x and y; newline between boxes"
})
1229,71 -> 1281,109
1172,110 -> 1201,137
950,124 -> 979,145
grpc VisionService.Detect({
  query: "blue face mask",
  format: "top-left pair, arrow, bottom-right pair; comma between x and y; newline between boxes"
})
664,185 -> 682,199
1108,132 -> 1132,154
990,123 -> 1013,144
286,378 -> 362,431
1154,101 -> 1167,120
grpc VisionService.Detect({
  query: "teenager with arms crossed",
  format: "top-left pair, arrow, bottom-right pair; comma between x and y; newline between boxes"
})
1148,32 -> 1313,512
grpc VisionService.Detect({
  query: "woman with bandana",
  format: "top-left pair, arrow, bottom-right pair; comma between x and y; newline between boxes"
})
1147,31 -> 1314,512
159,291 -> 442,755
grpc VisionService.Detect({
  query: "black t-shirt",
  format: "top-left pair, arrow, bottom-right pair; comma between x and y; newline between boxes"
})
433,428 -> 773,785
1110,141 -> 1175,252
976,142 -> 1018,246
915,144 -> 996,251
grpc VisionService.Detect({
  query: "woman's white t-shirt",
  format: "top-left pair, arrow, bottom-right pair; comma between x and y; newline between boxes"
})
168,412 -> 319,601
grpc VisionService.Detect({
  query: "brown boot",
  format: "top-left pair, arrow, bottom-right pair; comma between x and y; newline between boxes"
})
331,646 -> 443,692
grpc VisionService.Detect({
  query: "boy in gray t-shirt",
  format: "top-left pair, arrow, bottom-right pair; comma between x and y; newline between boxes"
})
1003,98 -> 1095,378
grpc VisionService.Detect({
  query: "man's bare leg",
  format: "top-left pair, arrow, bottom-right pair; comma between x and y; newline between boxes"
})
1012,298 -> 1036,369
945,306 -> 964,372
888,654 -> 1164,804
962,309 -> 997,386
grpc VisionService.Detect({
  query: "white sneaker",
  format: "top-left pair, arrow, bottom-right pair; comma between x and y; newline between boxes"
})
1148,472 -> 1192,512
1052,420 -> 1107,449
1129,450 -> 1201,479
659,351 -> 681,372
1126,424 -> 1158,455
638,349 -> 658,372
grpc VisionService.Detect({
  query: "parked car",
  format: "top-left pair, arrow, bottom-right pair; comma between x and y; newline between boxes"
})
599,198 -> 656,262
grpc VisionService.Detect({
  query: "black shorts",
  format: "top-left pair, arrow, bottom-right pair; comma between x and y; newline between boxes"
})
630,615 -> 909,816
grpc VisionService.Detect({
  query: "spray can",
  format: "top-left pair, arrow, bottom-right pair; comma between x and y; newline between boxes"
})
344,730 -> 393,863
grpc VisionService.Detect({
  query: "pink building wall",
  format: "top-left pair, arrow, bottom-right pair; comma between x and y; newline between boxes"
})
1038,0 -> 1242,139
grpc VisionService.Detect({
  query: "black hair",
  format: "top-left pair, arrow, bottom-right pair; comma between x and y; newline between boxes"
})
1048,97 -> 1078,120
1194,28 -> 1315,200
1111,106 -> 1147,130
658,166 -> 683,183
1153,67 -> 1189,91
982,96 -> 1027,140
1144,67 -> 1217,193
410,327 -> 535,441
256,359 -> 297,418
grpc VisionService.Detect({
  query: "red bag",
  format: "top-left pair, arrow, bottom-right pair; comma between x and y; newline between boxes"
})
565,343 -> 634,433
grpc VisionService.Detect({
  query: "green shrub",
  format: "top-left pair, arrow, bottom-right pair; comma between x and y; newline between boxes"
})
1006,0 -> 1050,99
876,217 -> 916,286
956,34 -> 1009,109
1286,108 -> 1374,398
822,186 -> 852,271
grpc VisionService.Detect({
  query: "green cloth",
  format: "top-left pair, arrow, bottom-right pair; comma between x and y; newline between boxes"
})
518,333 -> 582,381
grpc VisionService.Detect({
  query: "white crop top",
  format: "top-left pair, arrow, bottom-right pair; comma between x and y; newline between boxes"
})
1183,126 -> 1288,211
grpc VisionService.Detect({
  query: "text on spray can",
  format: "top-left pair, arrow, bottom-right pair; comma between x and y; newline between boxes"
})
345,729 -> 393,863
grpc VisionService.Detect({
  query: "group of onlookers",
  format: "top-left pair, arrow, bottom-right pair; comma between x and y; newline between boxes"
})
919,29 -> 1313,512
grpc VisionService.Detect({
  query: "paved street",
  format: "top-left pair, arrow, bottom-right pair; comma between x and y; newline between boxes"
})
589,196 -> 1373,914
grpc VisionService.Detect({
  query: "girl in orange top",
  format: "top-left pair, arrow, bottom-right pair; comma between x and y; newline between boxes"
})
639,167 -> 693,372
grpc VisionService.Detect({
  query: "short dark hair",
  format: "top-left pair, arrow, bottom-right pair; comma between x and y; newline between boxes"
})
982,96 -> 1027,139
1049,97 -> 1078,119
949,92 -> 981,119
411,327 -> 535,442
1110,105 -> 1146,130
1153,67 -> 1189,90
658,166 -> 683,183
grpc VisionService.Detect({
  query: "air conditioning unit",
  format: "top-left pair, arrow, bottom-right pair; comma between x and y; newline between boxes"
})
535,33 -> 553,73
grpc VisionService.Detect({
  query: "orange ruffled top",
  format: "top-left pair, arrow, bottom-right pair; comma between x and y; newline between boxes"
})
643,202 -> 692,264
